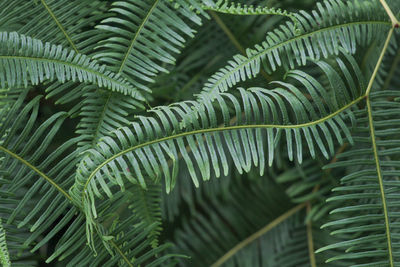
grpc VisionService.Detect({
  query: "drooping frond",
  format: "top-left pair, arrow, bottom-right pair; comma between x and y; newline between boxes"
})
318,90 -> 400,266
56,188 -> 183,267
197,0 -> 390,100
71,52 -> 366,244
74,0 -> 208,154
93,0 -> 207,93
0,32 -> 144,99
0,86 -> 163,265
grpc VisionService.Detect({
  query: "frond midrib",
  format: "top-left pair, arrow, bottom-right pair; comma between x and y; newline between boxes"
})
0,145 -> 72,201
40,0 -> 78,53
0,55 -> 131,93
366,99 -> 393,265
83,94 -> 366,198
211,203 -> 306,267
118,0 -> 160,74
91,92 -> 112,147
206,20 -> 391,95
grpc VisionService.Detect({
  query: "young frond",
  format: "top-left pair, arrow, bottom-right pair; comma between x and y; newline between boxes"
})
319,90 -> 400,266
201,0 -> 300,34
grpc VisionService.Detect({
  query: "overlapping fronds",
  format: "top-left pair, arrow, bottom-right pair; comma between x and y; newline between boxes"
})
59,189 -> 182,267
93,0 -> 207,93
197,0 -> 390,100
0,32 -> 144,99
71,52 -> 366,246
319,90 -> 400,266
75,0 -> 209,152
0,0 -> 109,55
0,87 -> 167,265
0,0 -> 399,265
76,88 -> 144,148
0,87 -> 82,256
170,174 -> 295,266
128,182 -> 163,248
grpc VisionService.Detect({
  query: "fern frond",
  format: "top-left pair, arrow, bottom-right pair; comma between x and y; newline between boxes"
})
71,52 -> 365,245
0,32 -> 144,99
0,0 -> 109,55
76,89 -> 144,148
128,182 -> 163,248
170,174 -> 295,266
319,91 -> 400,265
197,0 -> 390,100
94,0 -> 205,93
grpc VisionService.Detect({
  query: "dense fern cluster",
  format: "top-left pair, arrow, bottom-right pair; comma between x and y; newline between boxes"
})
1,0 -> 400,266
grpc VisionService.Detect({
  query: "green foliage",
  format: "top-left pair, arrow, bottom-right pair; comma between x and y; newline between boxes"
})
0,0 -> 400,266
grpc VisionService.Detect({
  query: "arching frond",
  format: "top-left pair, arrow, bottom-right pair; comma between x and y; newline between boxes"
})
76,88 -> 144,148
0,32 -> 144,99
197,0 -> 390,100
71,52 -> 366,245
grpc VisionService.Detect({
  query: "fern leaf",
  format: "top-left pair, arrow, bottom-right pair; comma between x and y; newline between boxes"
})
197,0 -> 390,100
71,52 -> 365,244
202,0 -> 301,34
94,0 -> 205,93
0,0 -> 109,55
128,182 -> 163,248
319,91 -> 400,265
0,32 -> 144,99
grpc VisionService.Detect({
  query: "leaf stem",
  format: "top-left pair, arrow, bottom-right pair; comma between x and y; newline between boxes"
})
110,240 -> 133,267
363,26 -> 395,266
365,28 -> 394,96
379,0 -> 400,27
306,203 -> 317,267
83,94 -> 365,199
366,98 -> 393,266
210,203 -> 307,267
40,0 -> 78,53
0,145 -> 72,201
